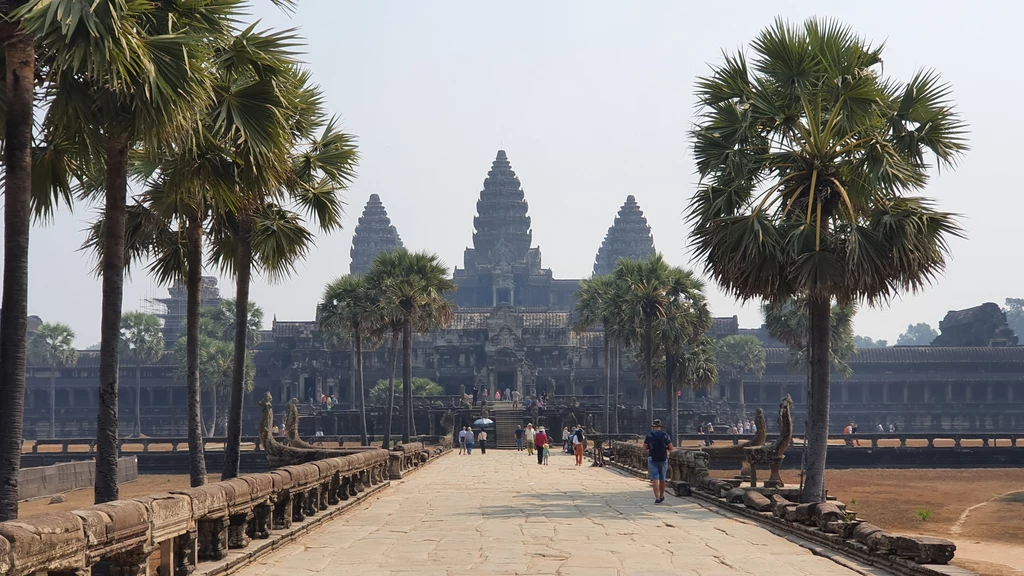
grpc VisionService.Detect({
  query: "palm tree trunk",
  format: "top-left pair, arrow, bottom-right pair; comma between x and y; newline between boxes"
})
382,330 -> 399,448
135,365 -> 142,437
402,320 -> 413,444
665,351 -> 676,443
206,391 -> 217,437
355,324 -> 368,446
0,27 -> 33,522
222,212 -> 252,480
644,319 -> 654,428
802,296 -> 831,503
185,217 -> 207,487
738,376 -> 746,420
95,133 -> 130,505
603,334 -> 610,432
614,342 -> 620,434
50,371 -> 56,438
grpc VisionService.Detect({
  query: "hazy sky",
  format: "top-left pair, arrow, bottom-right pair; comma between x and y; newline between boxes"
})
7,1 -> 1022,347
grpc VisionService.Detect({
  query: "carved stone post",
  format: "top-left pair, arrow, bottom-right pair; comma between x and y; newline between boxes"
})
347,475 -> 358,497
303,488 -> 319,517
319,482 -> 330,510
252,504 -> 273,539
228,511 -> 253,549
273,493 -> 292,530
340,476 -> 351,500
328,473 -> 341,505
292,491 -> 306,523
198,518 -> 229,561
111,549 -> 150,576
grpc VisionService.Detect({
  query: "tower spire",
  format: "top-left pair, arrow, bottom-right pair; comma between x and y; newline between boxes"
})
350,194 -> 404,275
593,195 -> 656,276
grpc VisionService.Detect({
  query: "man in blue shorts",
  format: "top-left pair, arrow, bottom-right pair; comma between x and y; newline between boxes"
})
643,419 -> 674,504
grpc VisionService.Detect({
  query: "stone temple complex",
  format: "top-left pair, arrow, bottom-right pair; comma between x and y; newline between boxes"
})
17,149 -> 1024,438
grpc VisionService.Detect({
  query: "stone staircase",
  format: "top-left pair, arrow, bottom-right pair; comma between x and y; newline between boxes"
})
493,406 -> 523,449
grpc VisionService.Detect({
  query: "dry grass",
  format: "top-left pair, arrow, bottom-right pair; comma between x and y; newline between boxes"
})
19,475 -> 197,517
779,468 -> 1024,575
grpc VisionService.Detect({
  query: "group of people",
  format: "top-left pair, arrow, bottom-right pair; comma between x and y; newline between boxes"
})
470,386 -> 522,408
311,394 -> 339,412
457,426 -> 488,454
726,419 -> 758,435
696,421 -> 716,445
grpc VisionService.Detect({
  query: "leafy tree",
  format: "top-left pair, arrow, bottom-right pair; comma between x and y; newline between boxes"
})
689,18 -> 966,501
120,312 -> 164,437
854,335 -> 888,348
319,275 -> 376,446
1003,298 -> 1024,340
367,249 -> 454,443
28,323 -> 79,438
369,378 -> 443,406
896,323 -> 938,346
715,335 -> 766,413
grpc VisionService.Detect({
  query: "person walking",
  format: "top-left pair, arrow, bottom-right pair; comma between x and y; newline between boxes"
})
644,419 -> 674,504
472,386 -> 479,406
525,424 -> 536,455
562,426 -> 571,454
466,427 -> 475,454
534,427 -> 548,465
512,389 -> 521,409
494,389 -> 501,401
478,428 -> 488,454
504,387 -> 512,403
572,426 -> 585,466
458,426 -> 467,455
515,425 -> 524,451
542,442 -> 550,465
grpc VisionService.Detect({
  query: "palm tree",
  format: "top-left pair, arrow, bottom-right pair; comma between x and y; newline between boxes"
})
688,17 -> 966,502
319,275 -> 374,446
572,274 -> 616,431
120,312 -> 164,437
21,0 -> 239,504
367,249 -> 455,443
714,335 -> 766,417
27,323 -> 79,438
611,254 -> 703,428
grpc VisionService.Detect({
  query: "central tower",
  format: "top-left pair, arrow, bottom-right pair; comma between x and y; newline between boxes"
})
453,150 -> 577,309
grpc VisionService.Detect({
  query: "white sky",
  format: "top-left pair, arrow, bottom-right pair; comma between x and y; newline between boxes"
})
7,0 -> 1021,347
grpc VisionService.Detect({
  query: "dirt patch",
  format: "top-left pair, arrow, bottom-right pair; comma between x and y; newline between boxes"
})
780,468 -> 1024,574
19,474 -> 197,517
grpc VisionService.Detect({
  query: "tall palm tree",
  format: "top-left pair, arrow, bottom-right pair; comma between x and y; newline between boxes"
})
319,275 -> 374,446
367,249 -> 455,443
120,312 -> 164,437
27,322 -> 79,438
572,274 -> 615,431
688,17 -> 967,502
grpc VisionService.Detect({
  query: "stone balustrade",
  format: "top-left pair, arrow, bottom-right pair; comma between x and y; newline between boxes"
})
611,441 -> 647,471
0,449 -> 391,576
676,431 -> 1021,448
28,436 -> 265,454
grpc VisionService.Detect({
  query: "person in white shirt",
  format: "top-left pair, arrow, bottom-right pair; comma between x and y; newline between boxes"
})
458,427 -> 467,454
524,424 -> 536,455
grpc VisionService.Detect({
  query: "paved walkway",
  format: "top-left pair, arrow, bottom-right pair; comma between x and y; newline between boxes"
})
238,450 -> 885,576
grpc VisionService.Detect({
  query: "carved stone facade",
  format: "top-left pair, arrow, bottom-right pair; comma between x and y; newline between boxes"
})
593,194 -> 656,276
931,302 -> 1018,347
349,194 -> 404,275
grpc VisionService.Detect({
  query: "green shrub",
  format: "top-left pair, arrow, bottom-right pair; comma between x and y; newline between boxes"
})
913,508 -> 933,521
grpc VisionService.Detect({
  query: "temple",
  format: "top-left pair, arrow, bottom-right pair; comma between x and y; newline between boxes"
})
17,149 -> 1024,438
349,193 -> 404,275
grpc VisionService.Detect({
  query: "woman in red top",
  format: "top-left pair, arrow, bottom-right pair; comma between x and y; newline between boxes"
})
534,427 -> 548,465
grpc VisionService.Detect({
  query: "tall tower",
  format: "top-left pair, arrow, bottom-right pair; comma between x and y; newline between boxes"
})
593,195 -> 656,276
463,150 -> 536,271
349,194 -> 404,275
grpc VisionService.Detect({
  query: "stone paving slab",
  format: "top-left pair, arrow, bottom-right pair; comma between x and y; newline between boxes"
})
233,450 -> 890,576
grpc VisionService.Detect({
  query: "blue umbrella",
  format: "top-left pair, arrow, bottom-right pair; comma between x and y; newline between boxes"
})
473,418 -> 495,428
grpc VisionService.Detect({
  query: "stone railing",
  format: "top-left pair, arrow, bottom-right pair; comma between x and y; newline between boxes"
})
27,436 -> 265,454
611,441 -> 647,471
0,449 -> 390,576
386,441 -> 453,479
677,431 -> 1022,448
666,448 -> 959,574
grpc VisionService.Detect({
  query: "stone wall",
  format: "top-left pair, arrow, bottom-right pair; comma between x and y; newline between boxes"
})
18,457 -> 138,501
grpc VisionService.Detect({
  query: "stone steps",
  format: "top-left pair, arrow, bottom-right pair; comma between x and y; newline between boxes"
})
493,409 -> 523,448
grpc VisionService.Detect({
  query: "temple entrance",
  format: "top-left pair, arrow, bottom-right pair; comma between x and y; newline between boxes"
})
497,371 -> 515,394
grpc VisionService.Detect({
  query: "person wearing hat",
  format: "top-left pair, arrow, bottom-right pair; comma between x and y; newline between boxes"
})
643,419 -> 674,504
524,424 -> 536,456
534,426 -> 549,465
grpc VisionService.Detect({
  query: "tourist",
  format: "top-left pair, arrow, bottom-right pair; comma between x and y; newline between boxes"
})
314,429 -> 325,446
534,426 -> 548,465
750,419 -> 756,433
644,419 -> 674,504
512,389 -> 521,409
466,427 -> 475,454
458,426 -> 467,454
478,428 -> 488,454
542,442 -> 550,465
523,396 -> 532,411
330,394 -> 338,409
562,426 -> 571,453
525,424 -> 536,455
852,422 -> 861,446
877,423 -> 884,433
504,387 -> 511,402
707,422 -> 715,445
472,386 -> 479,406
482,388 -> 490,401
889,423 -> 896,433
515,425 -> 524,451
494,389 -> 501,401
572,426 -> 585,466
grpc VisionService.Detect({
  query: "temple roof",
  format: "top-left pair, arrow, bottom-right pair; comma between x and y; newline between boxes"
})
466,150 -> 535,270
350,194 -> 404,275
593,195 -> 656,276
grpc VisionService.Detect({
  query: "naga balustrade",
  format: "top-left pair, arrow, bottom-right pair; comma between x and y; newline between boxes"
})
676,431 -> 1021,448
28,436 -> 264,454
0,449 -> 390,576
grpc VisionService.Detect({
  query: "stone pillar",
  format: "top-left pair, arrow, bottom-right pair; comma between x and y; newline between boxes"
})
987,384 -> 994,403
1009,384 -> 1015,404
883,383 -> 889,403
903,384 -> 909,404
841,383 -> 849,404
861,384 -> 869,404
946,384 -> 952,403
965,385 -> 972,402
923,384 -> 930,404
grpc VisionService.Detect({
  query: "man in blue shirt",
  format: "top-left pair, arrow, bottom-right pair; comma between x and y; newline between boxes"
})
643,419 -> 674,504
514,425 -> 525,451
